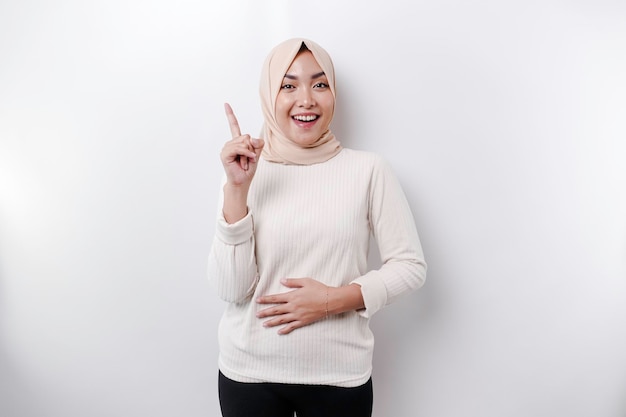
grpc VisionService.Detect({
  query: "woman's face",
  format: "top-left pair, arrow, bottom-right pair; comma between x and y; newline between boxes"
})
275,51 -> 335,146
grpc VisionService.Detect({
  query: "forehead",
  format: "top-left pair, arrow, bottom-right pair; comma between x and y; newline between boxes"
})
285,51 -> 324,75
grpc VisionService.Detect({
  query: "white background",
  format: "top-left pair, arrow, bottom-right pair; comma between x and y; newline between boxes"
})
1,1 -> 625,416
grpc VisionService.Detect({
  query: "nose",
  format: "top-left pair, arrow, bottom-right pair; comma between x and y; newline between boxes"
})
298,87 -> 315,108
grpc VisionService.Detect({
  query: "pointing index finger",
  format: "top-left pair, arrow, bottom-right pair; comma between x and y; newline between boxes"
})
224,103 -> 242,139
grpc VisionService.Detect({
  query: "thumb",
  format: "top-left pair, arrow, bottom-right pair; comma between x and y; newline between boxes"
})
251,138 -> 264,162
251,137 -> 264,150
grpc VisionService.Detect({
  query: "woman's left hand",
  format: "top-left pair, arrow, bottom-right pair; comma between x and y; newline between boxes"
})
256,278 -> 329,335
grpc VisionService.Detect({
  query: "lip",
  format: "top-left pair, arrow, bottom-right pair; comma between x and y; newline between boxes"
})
291,113 -> 320,128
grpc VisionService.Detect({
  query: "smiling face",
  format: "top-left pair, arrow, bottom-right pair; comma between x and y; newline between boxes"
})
275,50 -> 335,147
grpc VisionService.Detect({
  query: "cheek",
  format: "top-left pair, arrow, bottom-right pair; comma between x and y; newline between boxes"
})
320,93 -> 335,113
275,96 -> 293,115
274,98 -> 290,125
322,97 -> 335,118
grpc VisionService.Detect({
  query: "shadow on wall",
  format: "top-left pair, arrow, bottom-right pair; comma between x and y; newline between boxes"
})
367,202 -> 443,415
0,271 -> 45,416
369,278 -> 438,415
0,348 -> 43,417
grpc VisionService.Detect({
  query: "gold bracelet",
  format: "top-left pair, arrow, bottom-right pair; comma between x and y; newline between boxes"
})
325,287 -> 329,318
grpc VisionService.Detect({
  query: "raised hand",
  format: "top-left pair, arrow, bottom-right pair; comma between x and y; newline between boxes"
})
220,103 -> 264,187
220,103 -> 264,223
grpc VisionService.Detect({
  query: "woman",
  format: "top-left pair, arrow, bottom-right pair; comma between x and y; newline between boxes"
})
208,38 -> 426,417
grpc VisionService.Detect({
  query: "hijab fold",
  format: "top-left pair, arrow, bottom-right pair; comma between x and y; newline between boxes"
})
259,38 -> 342,165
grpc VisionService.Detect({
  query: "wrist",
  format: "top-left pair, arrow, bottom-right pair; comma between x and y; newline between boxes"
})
327,284 -> 365,315
223,182 -> 250,195
223,183 -> 250,224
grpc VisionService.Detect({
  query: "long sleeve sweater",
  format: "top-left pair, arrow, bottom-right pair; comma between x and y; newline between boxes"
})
207,148 -> 426,387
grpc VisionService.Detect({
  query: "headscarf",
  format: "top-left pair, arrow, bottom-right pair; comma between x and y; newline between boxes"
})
259,38 -> 342,165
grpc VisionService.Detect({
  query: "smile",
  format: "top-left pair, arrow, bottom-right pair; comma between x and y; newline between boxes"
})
292,114 -> 319,122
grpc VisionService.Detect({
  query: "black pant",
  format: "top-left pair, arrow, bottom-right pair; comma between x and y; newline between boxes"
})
218,371 -> 373,417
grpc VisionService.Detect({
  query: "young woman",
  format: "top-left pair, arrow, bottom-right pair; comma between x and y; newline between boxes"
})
208,38 -> 426,417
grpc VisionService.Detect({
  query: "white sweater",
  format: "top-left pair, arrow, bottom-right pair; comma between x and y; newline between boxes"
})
208,148 -> 426,387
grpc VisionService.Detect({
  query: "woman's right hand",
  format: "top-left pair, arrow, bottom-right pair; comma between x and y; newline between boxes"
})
220,103 -> 264,223
220,103 -> 264,188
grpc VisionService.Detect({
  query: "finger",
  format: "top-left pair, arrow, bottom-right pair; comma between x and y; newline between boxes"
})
222,140 -> 257,161
262,313 -> 295,328
250,138 -> 264,163
251,137 -> 264,150
278,321 -> 302,335
256,305 -> 288,318
281,278 -> 306,288
256,293 -> 289,305
224,103 -> 242,139
221,146 -> 257,173
240,135 -> 256,170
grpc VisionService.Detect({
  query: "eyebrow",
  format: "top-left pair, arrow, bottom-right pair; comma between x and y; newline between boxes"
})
283,71 -> 326,80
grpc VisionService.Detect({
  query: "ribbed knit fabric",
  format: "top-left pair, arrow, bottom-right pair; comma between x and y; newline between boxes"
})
208,149 -> 426,387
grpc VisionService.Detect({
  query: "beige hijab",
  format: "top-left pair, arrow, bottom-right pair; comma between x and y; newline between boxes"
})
259,38 -> 342,165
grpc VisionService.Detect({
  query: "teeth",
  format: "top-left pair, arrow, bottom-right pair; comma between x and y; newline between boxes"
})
293,115 -> 317,122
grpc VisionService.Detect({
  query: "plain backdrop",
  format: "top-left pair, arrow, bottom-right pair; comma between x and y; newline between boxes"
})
1,1 -> 625,416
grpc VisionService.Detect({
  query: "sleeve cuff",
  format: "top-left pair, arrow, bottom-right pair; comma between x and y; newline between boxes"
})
215,210 -> 254,245
350,271 -> 388,318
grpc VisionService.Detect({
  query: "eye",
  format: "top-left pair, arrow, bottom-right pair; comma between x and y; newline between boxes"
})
314,82 -> 329,89
281,84 -> 295,90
